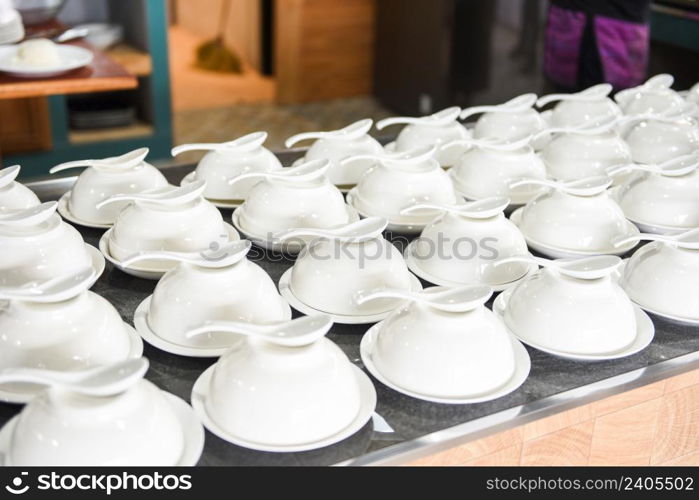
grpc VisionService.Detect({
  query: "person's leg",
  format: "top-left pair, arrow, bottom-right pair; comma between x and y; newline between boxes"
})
578,14 -> 604,88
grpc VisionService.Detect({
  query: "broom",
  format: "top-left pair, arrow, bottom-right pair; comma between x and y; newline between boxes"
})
194,0 -> 242,73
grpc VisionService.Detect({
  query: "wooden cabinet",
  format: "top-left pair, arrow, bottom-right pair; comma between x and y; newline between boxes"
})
0,98 -> 52,155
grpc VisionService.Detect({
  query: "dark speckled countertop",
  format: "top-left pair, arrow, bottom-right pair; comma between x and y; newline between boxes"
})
9,154 -> 699,466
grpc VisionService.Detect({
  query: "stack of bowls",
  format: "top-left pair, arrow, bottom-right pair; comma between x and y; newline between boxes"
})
173,132 -> 283,208
277,218 -> 421,324
130,240 -> 291,357
285,119 -> 383,189
403,197 -> 534,289
189,316 -> 376,451
0,202 -> 103,287
0,165 -> 40,212
493,255 -> 654,360
99,181 -> 239,279
0,359 -> 203,465
346,145 -> 460,233
509,176 -> 639,258
359,285 -> 530,403
50,148 -> 168,228
231,159 -> 359,252
376,107 -> 470,167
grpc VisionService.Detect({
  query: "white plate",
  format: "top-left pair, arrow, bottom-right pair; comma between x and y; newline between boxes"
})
98,223 -> 240,280
403,240 -> 538,291
134,295 -> 291,358
57,192 -> 112,229
278,268 -> 422,325
85,243 -> 106,285
0,392 -> 203,466
510,207 -> 638,258
493,287 -> 655,361
346,188 -> 426,235
360,323 -> 531,404
0,323 -> 143,404
617,260 -> 699,326
447,169 -> 532,208
181,172 -> 243,209
231,205 -> 360,254
191,363 -> 376,452
0,44 -> 93,78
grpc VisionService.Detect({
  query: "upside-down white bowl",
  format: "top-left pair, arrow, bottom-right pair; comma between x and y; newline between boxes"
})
449,146 -> 546,205
621,242 -> 699,321
624,118 -> 699,165
517,189 -> 638,253
68,161 -> 168,225
540,130 -> 632,181
351,158 -> 459,226
0,212 -> 92,287
371,288 -> 516,397
235,175 -> 354,237
472,108 -> 545,142
504,268 -> 637,355
409,211 -> 529,286
146,259 -> 291,349
204,333 -> 361,446
0,167 -> 40,212
289,237 -> 417,316
108,192 -> 230,271
5,380 -> 185,465
546,98 -> 622,128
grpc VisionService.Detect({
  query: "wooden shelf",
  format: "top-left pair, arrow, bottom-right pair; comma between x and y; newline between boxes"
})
68,120 -> 153,144
105,43 -> 152,77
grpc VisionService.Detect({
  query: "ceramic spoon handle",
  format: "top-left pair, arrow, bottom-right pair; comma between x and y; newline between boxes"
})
460,93 -> 537,119
376,107 -> 461,130
172,132 -> 268,156
0,268 -> 94,302
228,159 -> 329,186
273,217 -> 387,242
96,180 -> 206,209
401,197 -> 510,219
354,285 -> 492,313
185,315 -> 333,347
50,148 -> 148,174
536,83 -> 612,107
0,201 -> 57,227
0,165 -> 20,189
120,240 -> 250,269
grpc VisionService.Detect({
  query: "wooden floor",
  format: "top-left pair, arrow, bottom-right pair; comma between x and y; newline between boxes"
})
168,26 -> 275,111
409,368 -> 699,466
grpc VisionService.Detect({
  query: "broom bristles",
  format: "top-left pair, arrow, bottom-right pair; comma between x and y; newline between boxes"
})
194,36 -> 243,74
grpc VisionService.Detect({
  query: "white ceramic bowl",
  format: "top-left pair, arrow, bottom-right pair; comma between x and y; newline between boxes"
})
67,161 -> 167,225
616,88 -> 686,116
351,155 -> 459,227
174,132 -> 283,201
0,291 -> 134,375
370,286 -> 516,397
203,322 -> 361,446
540,130 -> 632,181
621,242 -> 699,321
0,165 -> 40,211
5,380 -> 185,465
377,107 -> 470,167
546,98 -> 622,128
407,199 -> 530,286
235,161 -> 354,238
624,118 -> 699,165
0,204 -> 93,287
286,221 -> 418,316
504,268 -> 637,355
449,145 -> 546,205
108,185 -> 231,272
472,108 -> 545,142
615,165 -> 699,231
146,258 -> 291,350
517,185 -> 638,254
286,120 -> 384,186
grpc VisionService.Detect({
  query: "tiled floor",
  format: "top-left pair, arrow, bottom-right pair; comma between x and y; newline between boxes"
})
172,96 -> 394,163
